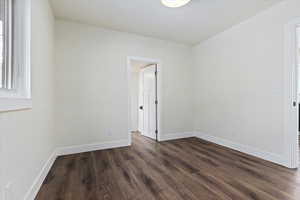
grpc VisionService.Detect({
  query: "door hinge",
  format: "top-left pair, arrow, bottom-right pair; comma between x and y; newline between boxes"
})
155,100 -> 158,105
155,71 -> 157,76
155,130 -> 158,134
293,101 -> 297,107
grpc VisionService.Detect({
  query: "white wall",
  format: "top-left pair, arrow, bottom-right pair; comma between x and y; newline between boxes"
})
54,20 -> 194,147
1,0 -> 299,198
193,0 -> 300,158
4,1 -> 299,198
0,0 -> 55,199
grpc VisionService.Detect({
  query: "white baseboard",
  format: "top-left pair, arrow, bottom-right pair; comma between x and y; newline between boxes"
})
159,132 -> 195,142
24,139 -> 130,200
195,131 -> 287,167
56,139 -> 130,156
23,150 -> 58,200
23,131 -> 289,200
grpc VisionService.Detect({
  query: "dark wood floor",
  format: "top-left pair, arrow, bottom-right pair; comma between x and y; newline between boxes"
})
36,133 -> 300,200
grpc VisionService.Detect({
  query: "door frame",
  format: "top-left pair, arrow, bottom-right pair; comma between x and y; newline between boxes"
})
283,18 -> 300,168
127,56 -> 162,145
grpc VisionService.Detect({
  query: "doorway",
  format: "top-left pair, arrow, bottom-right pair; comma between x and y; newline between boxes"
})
297,26 -> 300,163
284,19 -> 300,168
127,57 -> 161,144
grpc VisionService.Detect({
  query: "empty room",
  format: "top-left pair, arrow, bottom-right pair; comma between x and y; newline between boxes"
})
2,0 -> 300,199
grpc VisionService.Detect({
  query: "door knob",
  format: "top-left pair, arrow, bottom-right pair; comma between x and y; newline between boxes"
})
139,106 -> 143,110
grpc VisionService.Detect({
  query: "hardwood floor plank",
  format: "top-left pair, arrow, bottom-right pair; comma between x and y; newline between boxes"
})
183,139 -> 300,198
77,152 -> 99,200
35,133 -> 300,200
92,150 -> 126,200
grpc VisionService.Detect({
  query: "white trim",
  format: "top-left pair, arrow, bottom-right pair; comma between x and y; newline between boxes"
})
56,139 -> 130,156
23,150 -> 58,200
195,132 -> 287,167
283,18 -> 300,169
0,98 -> 32,112
159,132 -> 195,142
127,56 -> 162,143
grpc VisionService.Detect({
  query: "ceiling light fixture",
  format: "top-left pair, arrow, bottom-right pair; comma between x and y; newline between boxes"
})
161,0 -> 191,8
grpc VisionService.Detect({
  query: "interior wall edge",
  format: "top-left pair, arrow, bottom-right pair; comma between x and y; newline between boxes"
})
195,131 -> 288,168
159,131 -> 195,142
23,138 -> 131,200
23,150 -> 58,200
56,139 -> 130,156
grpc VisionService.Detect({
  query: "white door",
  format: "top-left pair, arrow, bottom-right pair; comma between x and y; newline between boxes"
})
138,71 -> 144,132
141,65 -> 157,140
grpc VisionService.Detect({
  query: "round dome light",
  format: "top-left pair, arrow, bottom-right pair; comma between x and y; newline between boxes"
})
161,0 -> 191,8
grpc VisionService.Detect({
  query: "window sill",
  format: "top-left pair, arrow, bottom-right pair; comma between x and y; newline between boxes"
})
0,98 -> 32,112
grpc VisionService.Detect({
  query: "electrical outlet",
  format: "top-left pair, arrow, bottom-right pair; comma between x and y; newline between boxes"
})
107,129 -> 112,136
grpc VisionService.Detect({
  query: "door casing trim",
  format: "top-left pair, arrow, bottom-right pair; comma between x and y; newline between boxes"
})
127,56 -> 162,144
283,18 -> 300,168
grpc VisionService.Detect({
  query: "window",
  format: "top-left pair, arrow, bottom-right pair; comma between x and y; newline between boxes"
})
0,0 -> 31,111
1,0 -> 13,90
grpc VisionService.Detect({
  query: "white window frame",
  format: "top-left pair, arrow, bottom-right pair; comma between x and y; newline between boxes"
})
0,0 -> 32,112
